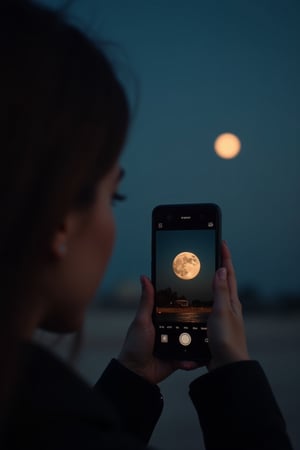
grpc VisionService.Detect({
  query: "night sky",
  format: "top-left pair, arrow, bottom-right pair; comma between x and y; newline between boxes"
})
41,0 -> 300,300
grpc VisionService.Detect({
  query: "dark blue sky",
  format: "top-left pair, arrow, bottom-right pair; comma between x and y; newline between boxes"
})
43,0 -> 300,299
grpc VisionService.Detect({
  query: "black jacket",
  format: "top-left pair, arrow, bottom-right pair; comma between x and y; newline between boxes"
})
1,342 -> 293,450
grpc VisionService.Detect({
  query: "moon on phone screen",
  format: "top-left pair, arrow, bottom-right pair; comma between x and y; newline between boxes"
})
172,252 -> 201,280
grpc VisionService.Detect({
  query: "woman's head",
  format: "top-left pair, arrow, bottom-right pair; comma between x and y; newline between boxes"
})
0,0 -> 130,336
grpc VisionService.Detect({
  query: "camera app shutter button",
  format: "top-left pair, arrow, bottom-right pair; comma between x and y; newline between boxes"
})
179,332 -> 192,346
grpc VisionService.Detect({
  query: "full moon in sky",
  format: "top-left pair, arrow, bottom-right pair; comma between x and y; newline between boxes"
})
172,252 -> 201,280
214,132 -> 241,159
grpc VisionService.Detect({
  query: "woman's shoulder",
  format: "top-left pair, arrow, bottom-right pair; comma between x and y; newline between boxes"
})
2,341 -> 135,449
18,340 -> 91,397
10,340 -> 119,421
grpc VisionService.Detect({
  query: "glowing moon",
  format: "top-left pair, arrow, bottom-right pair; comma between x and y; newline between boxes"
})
214,132 -> 241,159
172,252 -> 201,280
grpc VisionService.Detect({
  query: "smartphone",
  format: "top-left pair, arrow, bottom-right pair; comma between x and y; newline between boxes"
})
151,203 -> 222,363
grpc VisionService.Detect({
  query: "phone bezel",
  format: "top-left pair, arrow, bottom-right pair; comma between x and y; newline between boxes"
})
151,203 -> 222,362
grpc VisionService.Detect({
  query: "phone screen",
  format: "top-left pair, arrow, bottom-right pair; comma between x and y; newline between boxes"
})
156,228 -> 215,320
152,204 -> 221,362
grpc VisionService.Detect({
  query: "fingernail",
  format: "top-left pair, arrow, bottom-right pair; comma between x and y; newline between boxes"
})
218,267 -> 227,281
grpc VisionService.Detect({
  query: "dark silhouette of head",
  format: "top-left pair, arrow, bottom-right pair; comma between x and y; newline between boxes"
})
0,0 -> 130,407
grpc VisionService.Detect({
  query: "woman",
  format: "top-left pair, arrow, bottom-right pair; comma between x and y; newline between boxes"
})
0,1 -> 293,449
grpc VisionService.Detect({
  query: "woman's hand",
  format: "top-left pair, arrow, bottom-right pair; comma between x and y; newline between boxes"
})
207,241 -> 250,370
118,276 -> 199,385
118,241 -> 250,383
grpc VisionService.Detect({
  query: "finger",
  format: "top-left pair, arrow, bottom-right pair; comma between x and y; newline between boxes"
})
211,267 -> 231,315
177,361 -> 203,371
165,360 -> 201,371
222,241 -> 238,300
135,275 -> 155,322
222,241 -> 242,313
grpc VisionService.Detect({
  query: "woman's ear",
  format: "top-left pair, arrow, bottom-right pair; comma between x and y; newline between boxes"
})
51,225 -> 68,260
50,209 -> 87,261
50,214 -> 73,260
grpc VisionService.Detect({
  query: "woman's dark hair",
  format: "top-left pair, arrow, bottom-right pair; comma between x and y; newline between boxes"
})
0,0 -> 130,408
